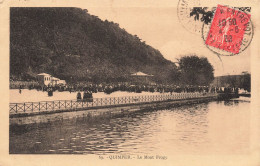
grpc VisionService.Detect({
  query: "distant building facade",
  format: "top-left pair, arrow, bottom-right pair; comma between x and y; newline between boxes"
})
211,75 -> 244,87
130,72 -> 154,84
37,73 -> 66,86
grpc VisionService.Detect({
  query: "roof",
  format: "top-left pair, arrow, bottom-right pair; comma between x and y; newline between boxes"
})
131,72 -> 153,77
37,73 -> 51,76
52,77 -> 60,80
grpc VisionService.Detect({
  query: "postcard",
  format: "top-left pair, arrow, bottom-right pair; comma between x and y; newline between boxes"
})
0,0 -> 259,165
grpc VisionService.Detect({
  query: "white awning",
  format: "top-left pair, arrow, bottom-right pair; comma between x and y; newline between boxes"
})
37,73 -> 51,76
52,77 -> 60,81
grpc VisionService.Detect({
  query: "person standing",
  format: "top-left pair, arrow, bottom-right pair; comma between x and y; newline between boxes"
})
77,91 -> 82,101
19,85 -> 22,94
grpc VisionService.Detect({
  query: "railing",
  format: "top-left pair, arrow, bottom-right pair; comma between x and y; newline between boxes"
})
9,93 -> 217,114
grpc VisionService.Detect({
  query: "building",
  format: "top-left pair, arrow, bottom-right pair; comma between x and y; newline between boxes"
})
37,73 -> 66,86
37,73 -> 52,86
130,72 -> 154,84
58,80 -> 66,85
51,77 -> 60,85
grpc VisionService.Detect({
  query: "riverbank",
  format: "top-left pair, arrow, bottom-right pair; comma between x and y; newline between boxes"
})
231,96 -> 251,102
10,95 -> 217,126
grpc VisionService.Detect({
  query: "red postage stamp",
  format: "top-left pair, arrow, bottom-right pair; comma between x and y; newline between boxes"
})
205,5 -> 251,54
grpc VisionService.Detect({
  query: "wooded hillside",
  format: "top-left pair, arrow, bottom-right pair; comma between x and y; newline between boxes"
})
10,7 -> 179,83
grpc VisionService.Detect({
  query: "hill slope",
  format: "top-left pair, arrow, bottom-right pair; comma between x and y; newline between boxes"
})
10,7 -> 178,83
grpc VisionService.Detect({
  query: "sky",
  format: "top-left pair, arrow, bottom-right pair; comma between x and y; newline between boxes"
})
86,6 -> 251,76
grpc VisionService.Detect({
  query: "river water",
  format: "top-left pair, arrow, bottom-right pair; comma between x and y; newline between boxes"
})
10,99 -> 250,155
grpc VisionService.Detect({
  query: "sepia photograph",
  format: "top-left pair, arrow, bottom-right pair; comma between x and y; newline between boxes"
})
1,0 -> 260,165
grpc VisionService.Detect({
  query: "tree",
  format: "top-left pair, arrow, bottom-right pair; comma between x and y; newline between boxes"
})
178,55 -> 214,86
241,72 -> 251,92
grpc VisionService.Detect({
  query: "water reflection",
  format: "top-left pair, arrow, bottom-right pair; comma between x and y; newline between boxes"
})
10,100 -> 250,155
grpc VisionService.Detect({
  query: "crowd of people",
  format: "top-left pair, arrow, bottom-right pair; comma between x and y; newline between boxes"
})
22,82 -> 239,95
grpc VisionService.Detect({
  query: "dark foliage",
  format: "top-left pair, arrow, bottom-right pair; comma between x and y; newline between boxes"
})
10,7 -> 178,83
178,55 -> 214,86
241,72 -> 251,92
